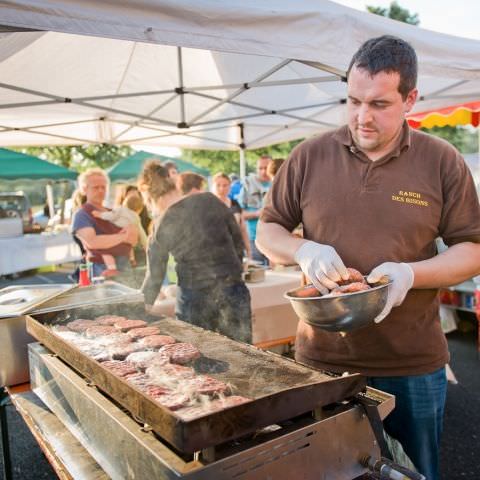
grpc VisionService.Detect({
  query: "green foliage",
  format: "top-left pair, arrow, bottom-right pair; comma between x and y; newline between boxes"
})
15,144 -> 133,172
367,1 -> 419,25
421,126 -> 479,154
182,139 -> 303,175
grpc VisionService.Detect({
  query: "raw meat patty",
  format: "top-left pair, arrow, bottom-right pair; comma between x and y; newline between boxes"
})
100,360 -> 137,377
98,333 -> 132,347
127,326 -> 161,339
140,335 -> 176,349
114,319 -> 148,332
66,319 -> 99,333
152,392 -> 191,411
159,343 -> 201,364
331,282 -> 371,295
146,363 -> 195,381
185,375 -> 230,396
124,372 -> 152,389
338,267 -> 365,285
109,342 -> 144,360
125,351 -> 166,370
95,314 -> 126,326
85,325 -> 118,338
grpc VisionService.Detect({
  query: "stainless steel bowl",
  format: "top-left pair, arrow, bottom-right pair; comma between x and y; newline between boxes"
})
284,278 -> 391,332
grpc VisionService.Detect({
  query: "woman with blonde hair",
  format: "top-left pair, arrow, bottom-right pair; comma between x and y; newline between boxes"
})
211,172 -> 251,259
138,161 -> 251,342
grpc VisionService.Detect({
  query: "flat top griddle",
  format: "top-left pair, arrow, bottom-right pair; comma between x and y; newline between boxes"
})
27,302 -> 366,453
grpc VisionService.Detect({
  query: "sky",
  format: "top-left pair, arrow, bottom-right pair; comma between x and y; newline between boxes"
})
332,0 -> 480,40
137,0 -> 480,157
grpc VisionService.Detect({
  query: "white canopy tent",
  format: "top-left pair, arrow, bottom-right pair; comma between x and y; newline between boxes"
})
0,0 -> 480,176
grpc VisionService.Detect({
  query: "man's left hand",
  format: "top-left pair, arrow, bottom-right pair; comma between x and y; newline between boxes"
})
367,262 -> 414,324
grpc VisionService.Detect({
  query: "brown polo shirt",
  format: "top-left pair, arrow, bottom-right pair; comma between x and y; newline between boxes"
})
262,122 -> 480,376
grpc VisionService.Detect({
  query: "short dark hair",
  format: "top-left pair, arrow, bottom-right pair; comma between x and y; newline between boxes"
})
347,35 -> 417,99
267,158 -> 285,178
177,172 -> 206,195
163,161 -> 178,172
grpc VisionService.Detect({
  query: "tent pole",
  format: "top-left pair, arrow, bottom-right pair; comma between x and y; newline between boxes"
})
46,182 -> 54,218
238,123 -> 246,179
240,148 -> 246,179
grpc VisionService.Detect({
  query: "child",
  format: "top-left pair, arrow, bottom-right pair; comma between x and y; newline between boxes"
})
92,195 -> 147,275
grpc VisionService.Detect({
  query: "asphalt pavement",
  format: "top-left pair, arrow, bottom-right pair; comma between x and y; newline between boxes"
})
0,268 -> 479,480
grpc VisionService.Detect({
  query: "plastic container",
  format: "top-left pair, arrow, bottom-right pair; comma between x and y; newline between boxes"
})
78,263 -> 91,287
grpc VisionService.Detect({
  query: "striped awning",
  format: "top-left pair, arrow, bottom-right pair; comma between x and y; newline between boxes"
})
408,101 -> 480,129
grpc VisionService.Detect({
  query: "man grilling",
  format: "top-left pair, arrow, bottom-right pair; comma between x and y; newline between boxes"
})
256,36 -> 480,480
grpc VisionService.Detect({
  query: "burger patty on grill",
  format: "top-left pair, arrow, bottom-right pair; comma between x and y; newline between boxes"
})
140,335 -> 176,349
114,319 -> 148,332
127,326 -> 161,339
66,319 -> 99,333
100,360 -> 137,377
159,342 -> 201,364
95,315 -> 127,326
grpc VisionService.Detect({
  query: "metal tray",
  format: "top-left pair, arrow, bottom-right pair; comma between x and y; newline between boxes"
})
30,281 -> 143,314
0,284 -> 74,318
26,302 -> 366,454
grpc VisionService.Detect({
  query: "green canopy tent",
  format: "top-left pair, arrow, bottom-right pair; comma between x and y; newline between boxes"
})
0,148 -> 78,220
107,151 -> 210,182
0,148 -> 78,181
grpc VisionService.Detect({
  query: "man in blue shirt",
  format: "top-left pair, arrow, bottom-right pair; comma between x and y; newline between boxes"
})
237,155 -> 272,264
228,173 -> 242,201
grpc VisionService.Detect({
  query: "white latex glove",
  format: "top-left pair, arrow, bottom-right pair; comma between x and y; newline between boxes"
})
367,262 -> 414,324
294,241 -> 349,294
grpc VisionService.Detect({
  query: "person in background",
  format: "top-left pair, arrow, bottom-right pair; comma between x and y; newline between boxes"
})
163,161 -> 179,181
91,194 -> 147,274
138,161 -> 251,342
71,189 -> 87,213
177,172 -> 206,195
72,168 -> 137,277
256,35 -> 480,480
33,203 -> 51,229
266,158 -> 285,181
237,154 -> 272,265
211,172 -> 251,260
228,173 -> 242,201
116,184 -> 151,235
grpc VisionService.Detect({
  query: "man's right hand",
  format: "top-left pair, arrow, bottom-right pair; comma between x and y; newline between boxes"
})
294,241 -> 349,294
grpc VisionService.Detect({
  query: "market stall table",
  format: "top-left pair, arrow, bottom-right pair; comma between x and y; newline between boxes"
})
0,231 -> 82,276
150,269 -> 303,347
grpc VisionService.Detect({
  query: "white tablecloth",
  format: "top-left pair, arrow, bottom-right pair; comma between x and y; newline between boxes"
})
150,270 -> 303,344
0,232 -> 82,275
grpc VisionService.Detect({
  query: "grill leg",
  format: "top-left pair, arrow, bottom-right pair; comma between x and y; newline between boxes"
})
0,387 -> 12,480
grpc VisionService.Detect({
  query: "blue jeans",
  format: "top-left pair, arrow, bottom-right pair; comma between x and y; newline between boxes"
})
176,282 -> 252,343
368,367 -> 447,480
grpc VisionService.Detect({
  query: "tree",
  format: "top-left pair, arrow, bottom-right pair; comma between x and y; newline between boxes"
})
367,1 -> 419,25
367,3 -> 480,153
420,126 -> 478,154
16,144 -> 133,172
183,139 -> 303,175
